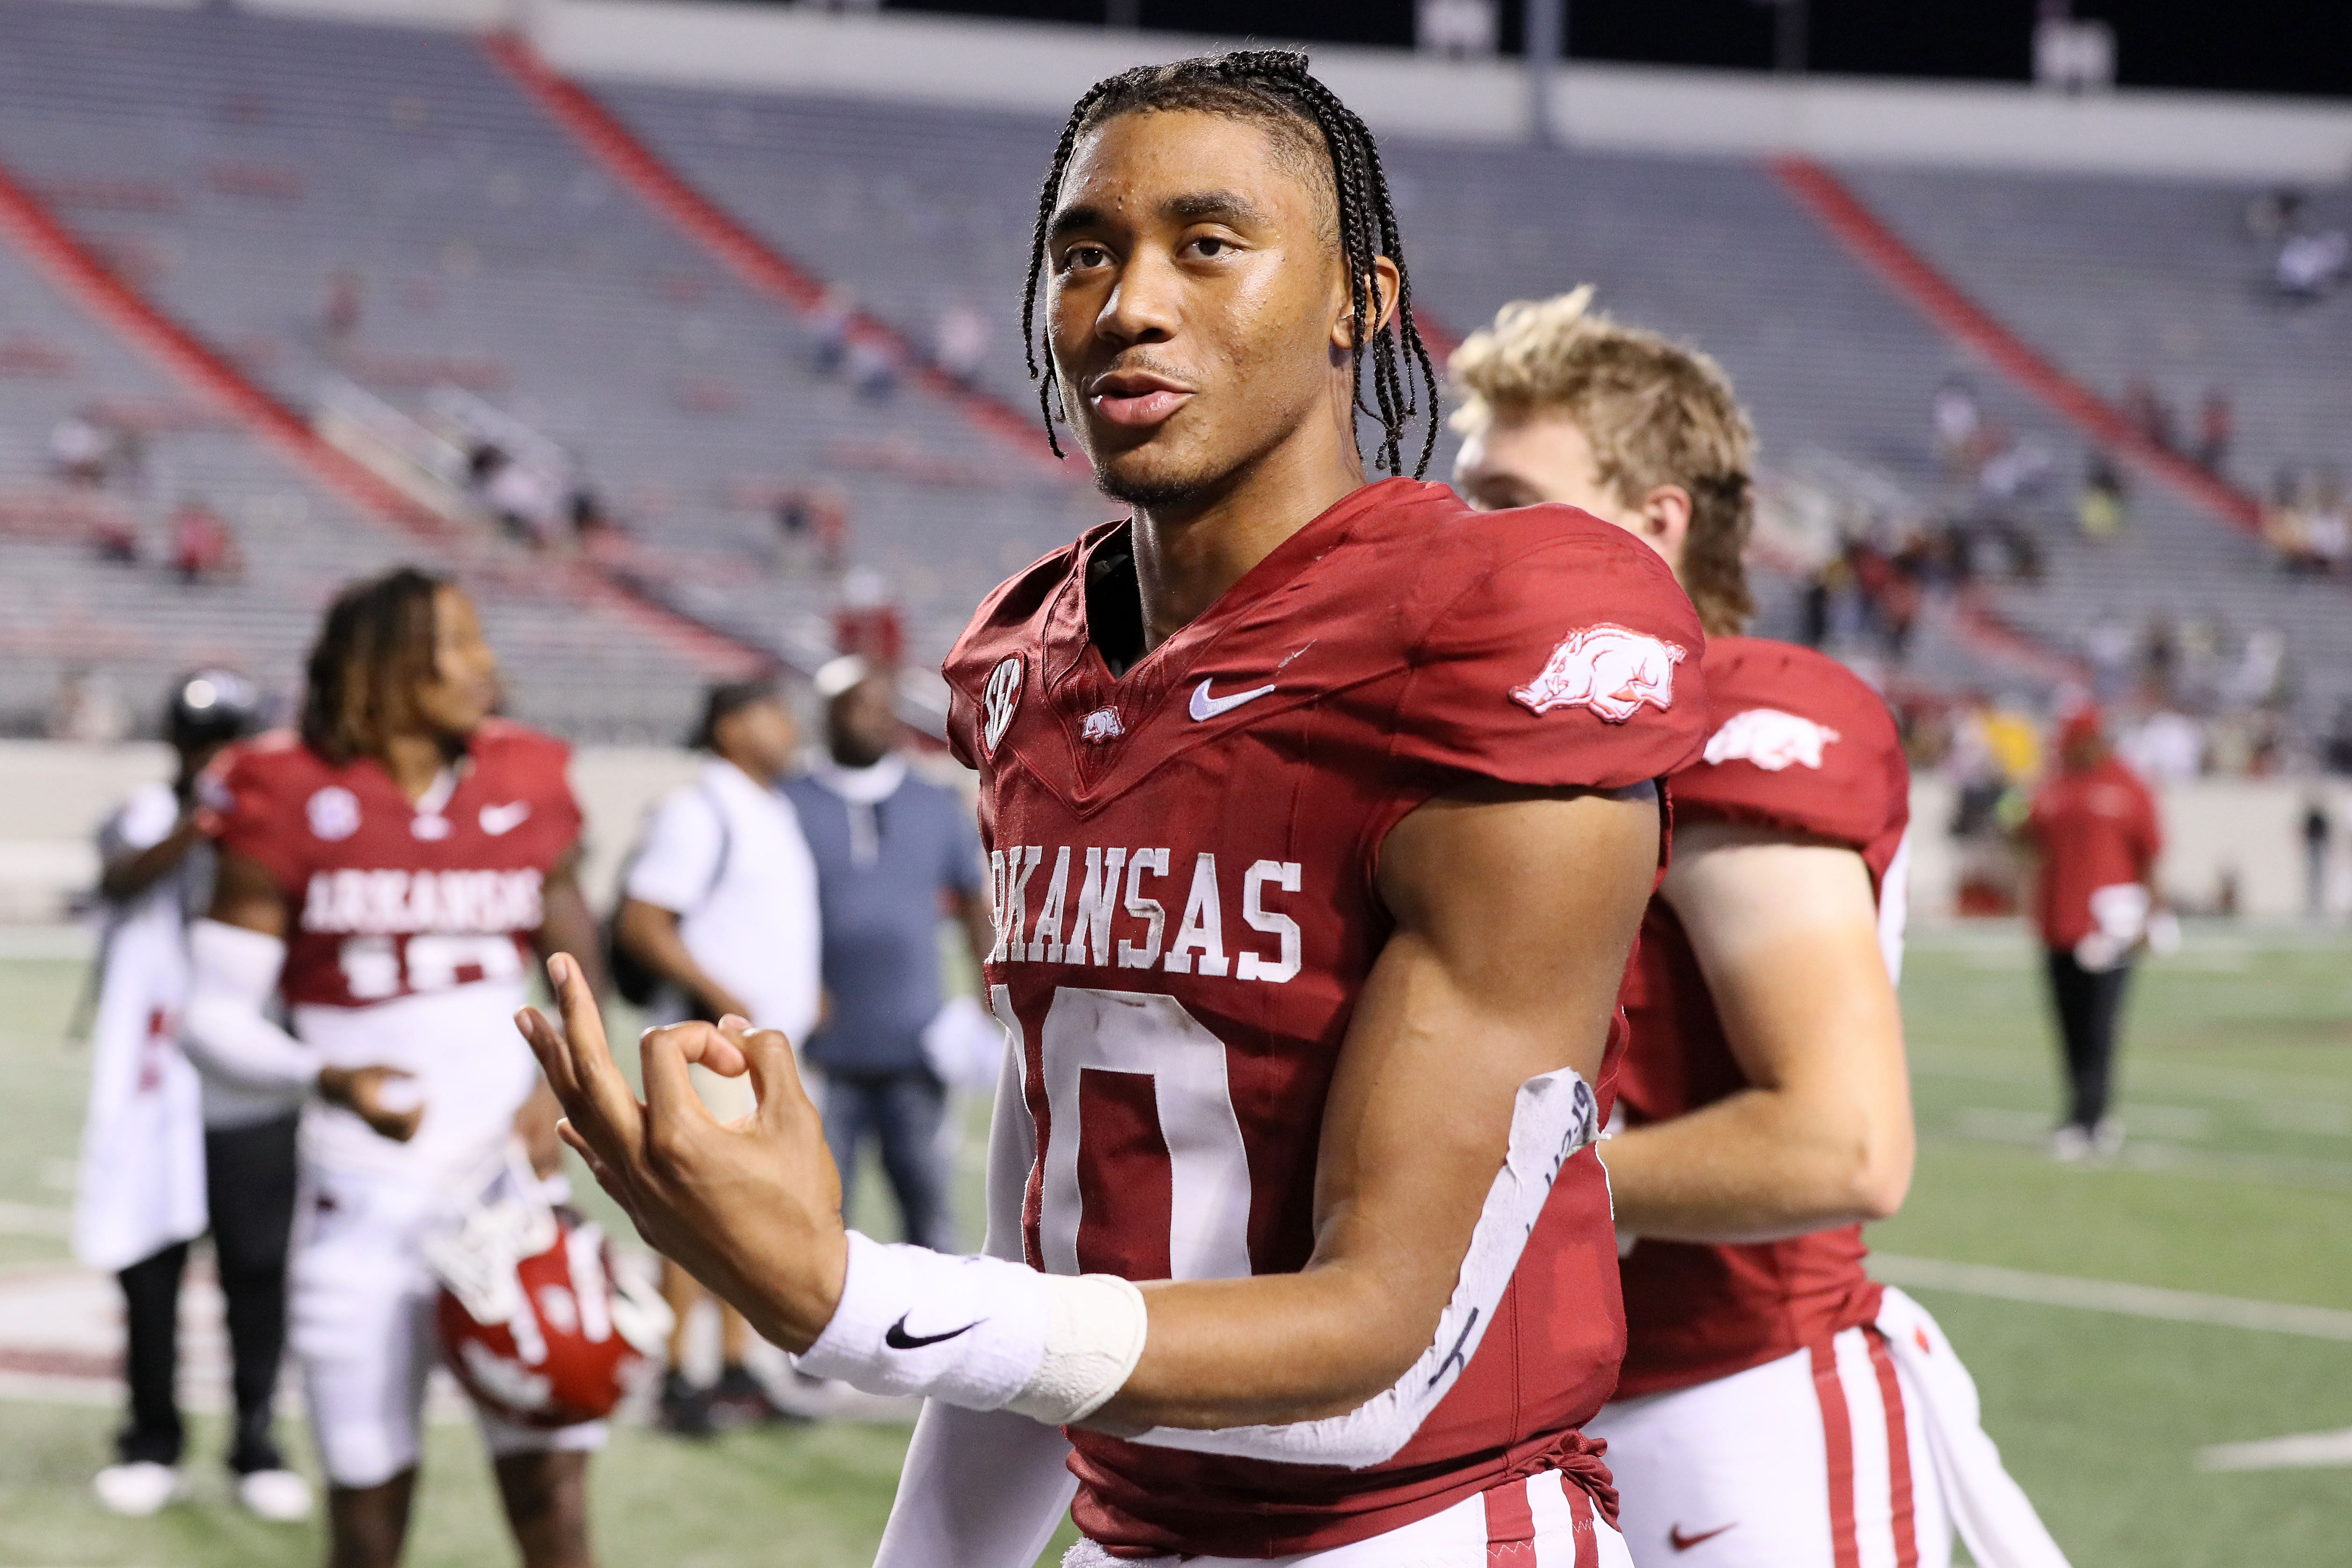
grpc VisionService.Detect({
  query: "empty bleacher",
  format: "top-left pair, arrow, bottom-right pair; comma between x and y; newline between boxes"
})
1,0 -> 2338,748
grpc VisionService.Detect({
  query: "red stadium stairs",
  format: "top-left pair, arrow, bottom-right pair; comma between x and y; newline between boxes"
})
483,32 -> 1081,484
1768,155 -> 2265,537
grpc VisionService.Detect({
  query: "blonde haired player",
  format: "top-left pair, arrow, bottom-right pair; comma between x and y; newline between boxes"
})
1454,291 -> 2070,1568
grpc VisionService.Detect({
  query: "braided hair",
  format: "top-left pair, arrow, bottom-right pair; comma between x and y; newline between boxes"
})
1021,50 -> 1441,480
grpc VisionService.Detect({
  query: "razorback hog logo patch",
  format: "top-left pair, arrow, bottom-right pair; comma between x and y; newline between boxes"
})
1511,624 -> 1686,723
1703,707 -> 1841,772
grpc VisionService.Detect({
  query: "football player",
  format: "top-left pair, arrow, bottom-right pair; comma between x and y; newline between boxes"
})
184,568 -> 609,1568
522,51 -> 1705,1567
1452,292 -> 2068,1568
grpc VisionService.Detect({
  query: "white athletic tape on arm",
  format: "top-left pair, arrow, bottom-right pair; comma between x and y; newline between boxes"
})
1130,1066 -> 1599,1470
794,1231 -> 1147,1427
182,919 -> 320,1094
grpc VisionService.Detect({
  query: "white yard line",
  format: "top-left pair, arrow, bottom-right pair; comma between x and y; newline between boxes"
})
2197,1428 -> 2352,1472
1873,1254 -> 2352,1341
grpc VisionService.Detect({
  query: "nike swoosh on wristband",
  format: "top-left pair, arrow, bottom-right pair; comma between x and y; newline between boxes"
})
884,1314 -> 982,1351
1668,1523 -> 1736,1551
1189,678 -> 1276,722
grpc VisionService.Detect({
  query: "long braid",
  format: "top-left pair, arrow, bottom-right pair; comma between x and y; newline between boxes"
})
1019,51 -> 1441,478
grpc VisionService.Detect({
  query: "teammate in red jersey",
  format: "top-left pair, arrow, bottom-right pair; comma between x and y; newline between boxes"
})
1453,291 -> 2068,1568
521,52 -> 1705,1566
184,568 -> 610,1568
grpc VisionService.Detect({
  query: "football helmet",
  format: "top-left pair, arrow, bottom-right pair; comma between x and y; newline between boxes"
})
426,1160 -> 671,1429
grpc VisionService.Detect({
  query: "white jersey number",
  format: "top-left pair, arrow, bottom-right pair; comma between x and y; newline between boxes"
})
992,985 -> 1255,1282
337,933 -> 525,1001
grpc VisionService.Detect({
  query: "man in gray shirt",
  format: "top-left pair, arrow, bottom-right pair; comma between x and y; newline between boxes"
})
783,659 -> 990,1253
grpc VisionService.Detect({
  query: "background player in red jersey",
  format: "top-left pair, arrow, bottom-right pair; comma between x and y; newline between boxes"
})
1453,291 -> 2068,1568
183,568 -> 611,1568
520,51 -> 1707,1568
2020,709 -> 2164,1162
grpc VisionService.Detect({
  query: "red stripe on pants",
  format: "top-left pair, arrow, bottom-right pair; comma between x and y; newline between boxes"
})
1867,1329 -> 1921,1568
1809,1339 -> 1862,1568
1567,1481 -> 1600,1568
1484,1476 -> 1535,1565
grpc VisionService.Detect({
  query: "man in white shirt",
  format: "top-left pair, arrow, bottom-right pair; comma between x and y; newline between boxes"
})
614,678 -> 822,1432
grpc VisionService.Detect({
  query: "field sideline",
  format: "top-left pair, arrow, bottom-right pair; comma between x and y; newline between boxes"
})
1,925 -> 2345,1567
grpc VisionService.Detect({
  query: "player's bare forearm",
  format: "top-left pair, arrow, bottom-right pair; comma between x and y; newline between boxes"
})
1092,782 -> 1661,1430
612,898 -> 747,1021
1600,825 -> 1914,1244
207,848 -> 289,935
531,852 -> 606,997
100,815 -> 205,903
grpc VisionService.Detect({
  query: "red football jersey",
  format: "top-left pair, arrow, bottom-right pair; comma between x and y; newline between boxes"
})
1612,637 -> 1911,1399
942,478 -> 1708,1558
215,721 -> 582,1172
2024,757 -> 2160,949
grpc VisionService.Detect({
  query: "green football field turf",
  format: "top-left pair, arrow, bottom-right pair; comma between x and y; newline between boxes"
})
0,926 -> 2345,1567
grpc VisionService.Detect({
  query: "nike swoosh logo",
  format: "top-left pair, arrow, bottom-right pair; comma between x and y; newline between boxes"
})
1189,678 -> 1276,722
884,1314 -> 981,1351
478,801 -> 532,836
1668,1523 -> 1736,1552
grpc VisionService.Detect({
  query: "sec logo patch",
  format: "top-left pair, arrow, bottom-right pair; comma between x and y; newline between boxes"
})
982,656 -> 1023,756
307,785 -> 361,841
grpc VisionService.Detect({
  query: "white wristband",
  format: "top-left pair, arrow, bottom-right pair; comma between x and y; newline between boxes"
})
796,1232 -> 1147,1427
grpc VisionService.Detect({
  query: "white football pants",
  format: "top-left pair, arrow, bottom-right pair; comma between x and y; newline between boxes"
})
1063,1468 -> 1636,1567
1591,1290 -> 2068,1568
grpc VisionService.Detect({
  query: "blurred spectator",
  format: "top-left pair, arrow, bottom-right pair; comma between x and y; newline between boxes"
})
811,285 -> 854,374
82,671 -> 308,1523
2304,478 -> 2349,575
2243,188 -> 2304,243
1932,377 -> 1981,472
2078,452 -> 2126,540
2275,227 -> 2347,300
774,483 -> 849,572
614,679 -> 821,1434
933,300 -> 989,386
92,515 -> 140,565
2116,695 -> 2203,782
847,337 -> 897,401
568,486 -> 619,544
784,658 -> 992,1256
2328,703 -> 2352,775
2193,390 -> 2232,474
1978,434 -> 2054,505
168,499 -> 240,583
2121,378 -> 2174,451
320,267 -> 363,348
832,569 -> 904,665
48,668 -> 131,743
2020,708 -> 2163,1161
486,457 -> 565,547
50,408 -> 117,487
2300,796 -> 2332,919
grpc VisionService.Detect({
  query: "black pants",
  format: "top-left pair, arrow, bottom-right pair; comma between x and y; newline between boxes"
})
2044,948 -> 2133,1130
116,1113 -> 299,1473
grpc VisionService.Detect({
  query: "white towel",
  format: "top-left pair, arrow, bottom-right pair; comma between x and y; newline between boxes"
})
1875,1286 -> 2072,1568
72,896 -> 207,1271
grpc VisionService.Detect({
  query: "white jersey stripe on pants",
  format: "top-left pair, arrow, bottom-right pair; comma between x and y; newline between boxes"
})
1591,1324 -> 1951,1568
1062,1470 -> 1635,1568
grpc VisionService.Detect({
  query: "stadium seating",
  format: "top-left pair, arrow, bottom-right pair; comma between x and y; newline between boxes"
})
0,0 -> 2339,744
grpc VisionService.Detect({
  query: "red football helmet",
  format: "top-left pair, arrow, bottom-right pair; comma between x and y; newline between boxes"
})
427,1174 -> 671,1429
